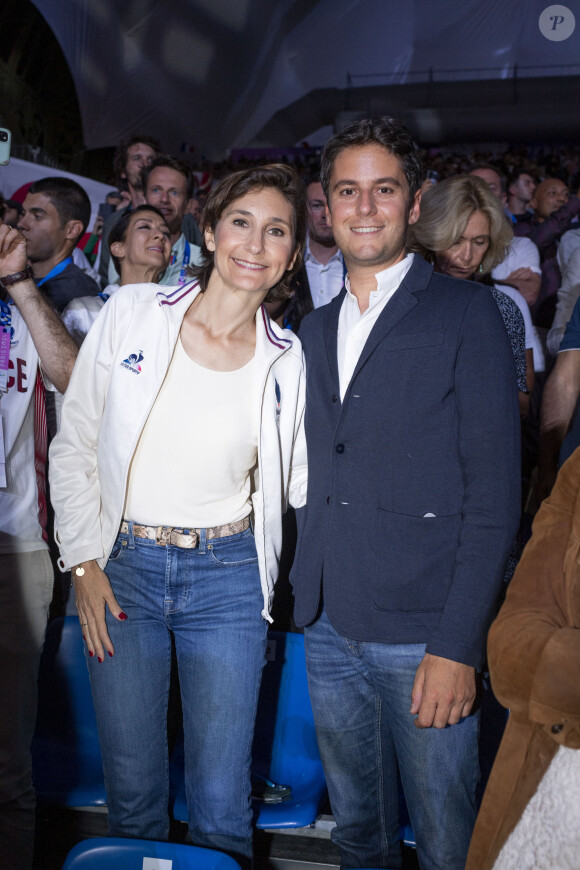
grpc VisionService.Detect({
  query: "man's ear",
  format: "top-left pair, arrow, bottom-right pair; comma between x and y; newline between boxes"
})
407,189 -> 421,226
64,219 -> 84,243
529,195 -> 538,211
204,227 -> 215,252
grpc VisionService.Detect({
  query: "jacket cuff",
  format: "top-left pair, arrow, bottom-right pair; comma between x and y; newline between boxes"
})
56,544 -> 105,573
425,637 -> 483,671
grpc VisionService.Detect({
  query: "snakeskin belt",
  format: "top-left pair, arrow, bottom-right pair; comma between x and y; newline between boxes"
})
119,516 -> 250,548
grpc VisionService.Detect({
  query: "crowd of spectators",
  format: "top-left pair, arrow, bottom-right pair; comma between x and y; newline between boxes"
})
2,125 -> 580,870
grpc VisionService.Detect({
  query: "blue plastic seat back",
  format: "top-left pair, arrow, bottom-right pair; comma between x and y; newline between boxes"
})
32,615 -> 106,805
63,838 -> 242,869
252,631 -> 323,789
251,630 -> 327,827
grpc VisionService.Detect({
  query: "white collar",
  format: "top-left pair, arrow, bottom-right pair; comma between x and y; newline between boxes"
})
305,238 -> 342,266
344,253 -> 414,306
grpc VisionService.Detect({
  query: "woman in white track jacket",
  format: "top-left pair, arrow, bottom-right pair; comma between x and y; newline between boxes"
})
49,165 -> 307,864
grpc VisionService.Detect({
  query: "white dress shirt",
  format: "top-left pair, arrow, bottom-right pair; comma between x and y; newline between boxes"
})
337,254 -> 414,400
304,240 -> 345,308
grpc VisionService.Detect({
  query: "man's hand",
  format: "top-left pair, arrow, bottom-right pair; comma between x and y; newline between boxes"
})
496,267 -> 541,306
0,224 -> 78,391
0,224 -> 28,279
74,560 -> 127,662
410,653 -> 476,729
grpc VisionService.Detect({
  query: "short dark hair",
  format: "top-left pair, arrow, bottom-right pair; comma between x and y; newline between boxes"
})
469,162 -> 507,195
112,135 -> 160,188
28,177 -> 91,240
320,116 -> 424,204
108,204 -> 167,275
508,168 -> 537,191
141,155 -> 193,200
304,171 -> 322,189
5,198 -> 24,217
192,164 -> 306,303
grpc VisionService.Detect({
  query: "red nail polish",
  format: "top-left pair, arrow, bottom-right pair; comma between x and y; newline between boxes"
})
82,634 -> 86,641
108,651 -> 113,657
119,611 -> 128,621
89,650 -> 94,657
98,656 -> 103,663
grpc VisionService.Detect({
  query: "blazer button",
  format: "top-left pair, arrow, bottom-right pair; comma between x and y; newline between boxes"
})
331,394 -> 338,403
551,723 -> 564,734
336,443 -> 345,454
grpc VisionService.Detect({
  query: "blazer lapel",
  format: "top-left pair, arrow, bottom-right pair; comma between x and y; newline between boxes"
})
347,257 -> 432,391
322,288 -> 346,390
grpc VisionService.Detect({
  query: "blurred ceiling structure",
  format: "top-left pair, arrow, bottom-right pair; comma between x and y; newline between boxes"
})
29,0 -> 580,159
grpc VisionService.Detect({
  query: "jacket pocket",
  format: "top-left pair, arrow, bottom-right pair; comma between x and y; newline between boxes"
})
385,329 -> 445,352
373,508 -> 461,613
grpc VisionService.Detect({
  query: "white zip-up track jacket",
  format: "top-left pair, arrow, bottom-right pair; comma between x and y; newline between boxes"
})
49,280 -> 307,621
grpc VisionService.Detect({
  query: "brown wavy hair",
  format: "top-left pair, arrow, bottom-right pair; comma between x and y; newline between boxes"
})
191,164 -> 306,302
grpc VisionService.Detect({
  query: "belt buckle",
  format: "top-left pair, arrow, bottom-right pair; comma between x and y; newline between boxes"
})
175,530 -> 199,548
156,526 -> 172,547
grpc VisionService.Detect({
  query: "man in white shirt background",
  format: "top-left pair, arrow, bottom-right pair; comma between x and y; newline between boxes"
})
301,176 -> 344,309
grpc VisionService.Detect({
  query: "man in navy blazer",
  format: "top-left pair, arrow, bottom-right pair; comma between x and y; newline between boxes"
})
290,118 -> 521,870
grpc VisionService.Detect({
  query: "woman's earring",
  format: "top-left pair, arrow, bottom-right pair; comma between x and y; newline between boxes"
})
478,263 -> 484,273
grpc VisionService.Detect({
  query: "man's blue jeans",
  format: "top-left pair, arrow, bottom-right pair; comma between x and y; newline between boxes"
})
87,524 -> 267,866
304,609 -> 479,870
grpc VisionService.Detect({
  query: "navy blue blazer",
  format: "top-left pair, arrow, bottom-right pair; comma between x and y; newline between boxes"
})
290,255 -> 521,670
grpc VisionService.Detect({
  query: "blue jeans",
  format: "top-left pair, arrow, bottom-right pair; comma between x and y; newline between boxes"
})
87,524 -> 267,866
304,609 -> 479,870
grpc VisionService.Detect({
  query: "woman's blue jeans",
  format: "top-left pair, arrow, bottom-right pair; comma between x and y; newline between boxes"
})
87,523 -> 267,865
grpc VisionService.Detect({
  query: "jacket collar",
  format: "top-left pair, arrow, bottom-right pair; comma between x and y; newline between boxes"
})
255,304 -> 294,369
156,279 -> 294,364
156,279 -> 201,319
322,255 -> 434,392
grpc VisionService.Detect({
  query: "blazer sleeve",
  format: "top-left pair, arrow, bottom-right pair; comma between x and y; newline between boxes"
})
425,287 -> 522,669
488,448 -> 580,744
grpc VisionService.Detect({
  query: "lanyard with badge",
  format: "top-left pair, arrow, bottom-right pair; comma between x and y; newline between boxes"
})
0,298 -> 12,488
172,240 -> 191,286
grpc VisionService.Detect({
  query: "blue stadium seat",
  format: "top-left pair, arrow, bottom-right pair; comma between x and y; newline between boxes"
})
172,631 -> 327,829
398,790 -> 416,848
32,615 -> 106,807
62,838 -> 242,869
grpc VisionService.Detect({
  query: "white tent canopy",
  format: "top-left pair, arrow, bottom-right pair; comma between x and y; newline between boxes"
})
31,0 -> 580,158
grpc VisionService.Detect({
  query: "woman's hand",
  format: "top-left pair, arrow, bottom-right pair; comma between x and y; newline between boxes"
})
73,560 -> 127,662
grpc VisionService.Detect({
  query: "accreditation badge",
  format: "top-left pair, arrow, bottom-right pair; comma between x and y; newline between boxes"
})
0,299 -> 10,394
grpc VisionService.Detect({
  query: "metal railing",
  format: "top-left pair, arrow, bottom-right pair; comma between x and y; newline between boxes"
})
346,63 -> 580,87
